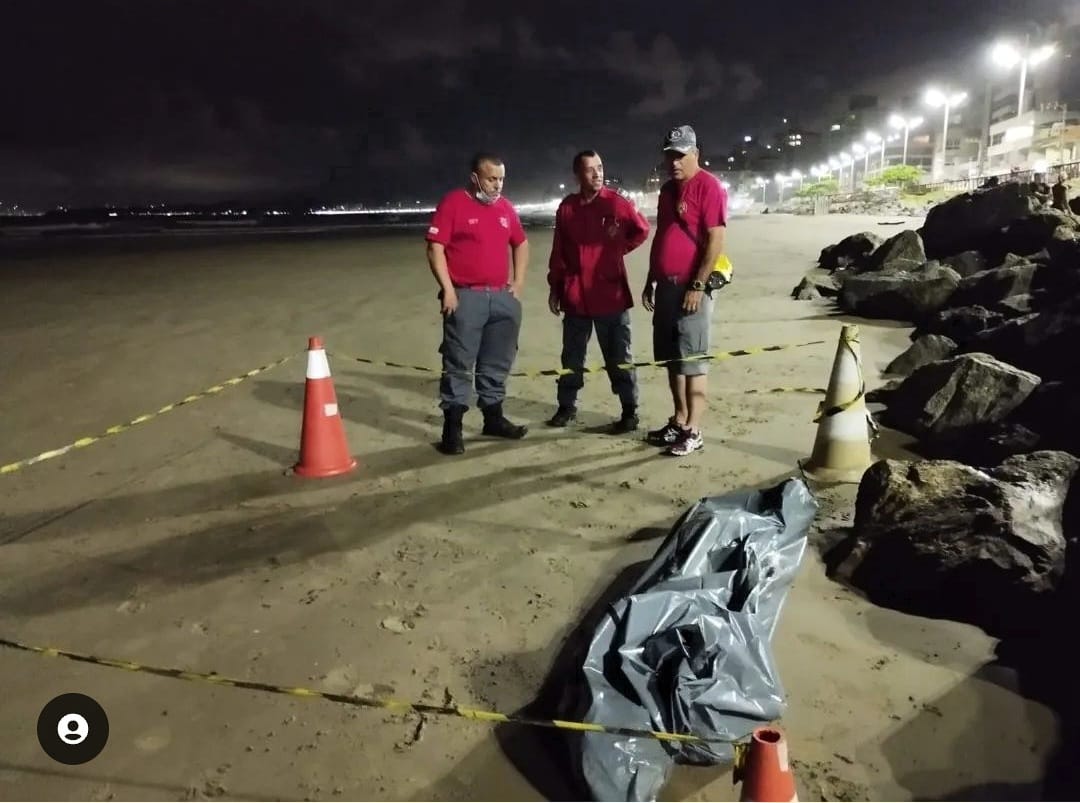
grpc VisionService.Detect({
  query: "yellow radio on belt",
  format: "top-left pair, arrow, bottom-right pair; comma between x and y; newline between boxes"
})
714,254 -> 733,282
706,254 -> 733,294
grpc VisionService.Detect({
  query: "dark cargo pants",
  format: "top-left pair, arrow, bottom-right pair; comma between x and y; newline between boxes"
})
439,286 -> 523,411
556,311 -> 639,410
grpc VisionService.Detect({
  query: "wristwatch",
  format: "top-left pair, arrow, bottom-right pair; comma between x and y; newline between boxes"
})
690,280 -> 705,291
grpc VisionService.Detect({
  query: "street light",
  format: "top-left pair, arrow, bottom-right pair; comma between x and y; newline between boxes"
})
754,176 -> 769,202
888,114 -> 924,165
776,172 -> 793,202
791,168 -> 804,189
992,39 -> 1056,116
828,156 -> 841,183
925,88 -> 967,179
865,131 -> 882,174
851,142 -> 868,186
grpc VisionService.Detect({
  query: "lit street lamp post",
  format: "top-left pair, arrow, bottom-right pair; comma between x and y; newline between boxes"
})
838,152 -> 853,190
888,114 -> 924,165
992,38 -> 1056,117
864,131 -> 881,175
755,176 -> 769,202
925,88 -> 967,180
851,143 -> 867,187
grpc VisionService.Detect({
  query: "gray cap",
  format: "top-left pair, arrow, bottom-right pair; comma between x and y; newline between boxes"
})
663,125 -> 697,154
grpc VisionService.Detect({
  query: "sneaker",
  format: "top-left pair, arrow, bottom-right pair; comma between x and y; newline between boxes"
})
646,418 -> 688,446
664,429 -> 704,457
547,405 -> 577,427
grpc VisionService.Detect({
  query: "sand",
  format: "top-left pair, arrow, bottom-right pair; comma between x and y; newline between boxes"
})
0,214 -> 1058,801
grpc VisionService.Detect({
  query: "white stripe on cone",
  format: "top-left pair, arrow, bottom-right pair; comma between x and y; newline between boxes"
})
306,348 -> 332,380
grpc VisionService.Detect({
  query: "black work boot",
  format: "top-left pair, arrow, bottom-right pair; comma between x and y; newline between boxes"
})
547,404 -> 577,427
611,406 -> 640,434
481,402 -> 528,439
437,405 -> 466,455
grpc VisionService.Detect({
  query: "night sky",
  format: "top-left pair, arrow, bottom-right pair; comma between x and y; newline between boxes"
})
2,0 -> 1073,208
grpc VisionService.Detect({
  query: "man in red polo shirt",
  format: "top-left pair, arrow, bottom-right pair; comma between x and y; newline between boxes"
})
642,125 -> 728,457
546,150 -> 651,432
425,152 -> 530,456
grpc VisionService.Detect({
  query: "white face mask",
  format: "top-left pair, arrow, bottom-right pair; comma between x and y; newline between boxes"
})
471,173 -> 501,204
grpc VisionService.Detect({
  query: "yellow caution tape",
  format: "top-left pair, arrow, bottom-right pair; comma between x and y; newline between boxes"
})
0,355 -> 294,476
812,327 -> 865,422
745,386 -> 827,396
332,339 -> 828,379
0,637 -> 749,747
1,339 -> 829,479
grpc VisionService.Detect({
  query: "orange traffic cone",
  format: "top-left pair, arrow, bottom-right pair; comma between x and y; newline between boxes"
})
292,336 -> 358,478
734,727 -> 799,802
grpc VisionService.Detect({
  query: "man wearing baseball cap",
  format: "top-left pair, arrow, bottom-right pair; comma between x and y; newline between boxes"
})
642,124 -> 728,457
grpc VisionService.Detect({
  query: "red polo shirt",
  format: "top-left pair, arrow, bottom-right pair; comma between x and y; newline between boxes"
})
547,187 -> 650,317
426,190 -> 527,287
649,170 -> 728,283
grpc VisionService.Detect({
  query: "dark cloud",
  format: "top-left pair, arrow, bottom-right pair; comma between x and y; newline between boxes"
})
0,0 -> 1075,208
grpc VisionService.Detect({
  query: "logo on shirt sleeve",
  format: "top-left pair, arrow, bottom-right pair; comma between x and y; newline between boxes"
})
428,226 -> 439,235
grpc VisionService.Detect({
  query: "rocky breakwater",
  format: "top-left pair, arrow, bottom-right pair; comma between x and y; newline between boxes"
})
801,179 -> 1080,649
803,180 -> 1080,794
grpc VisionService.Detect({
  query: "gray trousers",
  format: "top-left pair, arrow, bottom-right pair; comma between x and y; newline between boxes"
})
556,311 -> 639,409
439,287 -> 522,410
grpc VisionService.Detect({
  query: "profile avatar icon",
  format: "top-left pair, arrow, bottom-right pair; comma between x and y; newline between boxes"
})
38,693 -> 108,765
58,713 -> 89,745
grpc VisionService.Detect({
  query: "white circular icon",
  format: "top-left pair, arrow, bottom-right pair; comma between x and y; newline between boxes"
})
57,713 -> 90,745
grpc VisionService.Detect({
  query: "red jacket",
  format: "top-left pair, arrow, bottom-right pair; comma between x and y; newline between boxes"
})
547,187 -> 650,318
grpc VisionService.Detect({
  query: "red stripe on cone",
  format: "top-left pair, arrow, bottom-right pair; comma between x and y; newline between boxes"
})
738,727 -> 798,802
293,336 -> 358,478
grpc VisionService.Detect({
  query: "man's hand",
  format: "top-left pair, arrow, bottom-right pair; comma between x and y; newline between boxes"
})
682,288 -> 705,313
548,291 -> 562,315
509,281 -> 524,300
440,286 -> 459,316
642,283 -> 656,312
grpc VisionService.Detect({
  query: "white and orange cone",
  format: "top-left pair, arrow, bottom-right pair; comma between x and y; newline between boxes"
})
293,336 -> 358,478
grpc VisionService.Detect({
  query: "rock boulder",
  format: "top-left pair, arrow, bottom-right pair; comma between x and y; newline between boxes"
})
838,263 -> 960,322
1036,228 -> 1080,295
819,232 -> 883,271
912,305 -> 1007,346
963,297 -> 1080,381
947,263 -> 1038,309
883,334 -> 958,377
863,229 -> 926,272
1010,381 -> 1080,457
832,451 -> 1080,636
881,353 -> 1040,439
920,182 -> 1040,260
942,250 -> 988,278
791,274 -> 840,300
999,210 -> 1080,261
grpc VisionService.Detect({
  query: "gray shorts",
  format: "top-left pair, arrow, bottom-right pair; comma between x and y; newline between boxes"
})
652,278 -> 714,376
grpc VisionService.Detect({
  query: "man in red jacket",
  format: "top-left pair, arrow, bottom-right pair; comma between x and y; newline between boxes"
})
546,150 -> 651,433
